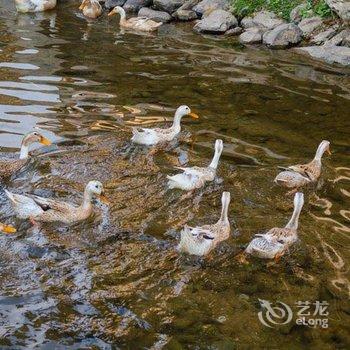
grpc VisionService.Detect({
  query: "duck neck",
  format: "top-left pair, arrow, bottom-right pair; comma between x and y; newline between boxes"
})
209,147 -> 222,169
81,188 -> 93,211
172,113 -> 183,133
19,142 -> 30,159
285,199 -> 303,230
118,8 -> 127,23
314,142 -> 328,162
219,193 -> 230,224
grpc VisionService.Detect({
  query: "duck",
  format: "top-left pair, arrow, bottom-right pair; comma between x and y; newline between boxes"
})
178,192 -> 231,256
5,181 -> 109,225
274,140 -> 331,191
0,132 -> 52,179
108,6 -> 163,32
243,192 -> 304,262
79,0 -> 102,19
0,223 -> 16,234
15,0 -> 57,13
131,105 -> 199,146
167,139 -> 224,191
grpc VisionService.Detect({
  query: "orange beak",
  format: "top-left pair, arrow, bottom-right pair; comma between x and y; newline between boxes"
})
108,10 -> 116,17
40,136 -> 52,146
99,193 -> 110,205
79,0 -> 86,10
188,112 -> 199,119
1,224 -> 16,234
327,146 -> 331,155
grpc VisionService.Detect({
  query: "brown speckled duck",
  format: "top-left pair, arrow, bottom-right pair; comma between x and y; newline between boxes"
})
274,140 -> 331,192
0,132 -> 51,179
5,181 -> 109,225
178,192 -> 231,256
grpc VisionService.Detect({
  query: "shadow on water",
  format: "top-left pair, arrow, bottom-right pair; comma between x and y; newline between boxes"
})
0,0 -> 349,348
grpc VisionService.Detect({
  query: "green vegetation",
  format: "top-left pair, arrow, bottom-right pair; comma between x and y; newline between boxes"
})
231,0 -> 332,20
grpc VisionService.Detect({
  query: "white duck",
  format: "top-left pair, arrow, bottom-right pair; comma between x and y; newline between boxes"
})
131,105 -> 199,146
108,6 -> 162,32
167,139 -> 224,191
178,192 -> 231,256
79,0 -> 102,19
15,0 -> 56,13
244,192 -> 304,261
5,181 -> 108,225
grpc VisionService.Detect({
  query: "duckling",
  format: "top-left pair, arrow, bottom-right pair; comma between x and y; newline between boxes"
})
0,132 -> 52,179
5,181 -> 109,225
131,105 -> 199,146
167,139 -> 224,191
79,0 -> 102,19
274,140 -> 331,192
178,192 -> 231,256
0,223 -> 16,234
108,6 -> 163,32
15,0 -> 57,13
243,192 -> 304,261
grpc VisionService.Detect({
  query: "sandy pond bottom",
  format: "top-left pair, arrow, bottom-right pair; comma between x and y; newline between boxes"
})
0,0 -> 349,348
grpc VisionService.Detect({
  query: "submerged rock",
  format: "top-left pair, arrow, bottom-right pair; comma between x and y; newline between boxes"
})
193,0 -> 230,16
290,3 -> 309,23
298,16 -> 323,37
153,0 -> 186,13
138,7 -> 172,22
325,0 -> 350,22
194,9 -> 237,33
225,26 -> 243,36
263,23 -> 303,48
296,45 -> 350,65
239,27 -> 263,44
105,0 -> 127,10
123,0 -> 151,12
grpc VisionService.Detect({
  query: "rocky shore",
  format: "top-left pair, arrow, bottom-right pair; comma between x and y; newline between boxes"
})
101,0 -> 350,66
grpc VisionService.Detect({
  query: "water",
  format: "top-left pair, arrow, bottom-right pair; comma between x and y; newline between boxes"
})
0,1 -> 349,348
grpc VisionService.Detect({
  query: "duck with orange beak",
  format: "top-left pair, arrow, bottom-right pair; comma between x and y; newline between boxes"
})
0,132 -> 52,179
79,0 -> 102,19
131,105 -> 199,146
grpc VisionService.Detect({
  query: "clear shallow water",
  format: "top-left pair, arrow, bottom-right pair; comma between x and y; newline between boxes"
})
0,1 -> 349,348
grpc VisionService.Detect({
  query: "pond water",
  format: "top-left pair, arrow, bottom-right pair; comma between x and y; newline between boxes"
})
0,1 -> 349,348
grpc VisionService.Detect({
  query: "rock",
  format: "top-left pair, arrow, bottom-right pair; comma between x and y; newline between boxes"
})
263,23 -> 303,49
325,0 -> 350,22
123,0 -> 151,12
310,27 -> 338,45
225,26 -> 243,36
153,0 -> 187,14
194,9 -> 237,33
138,7 -> 172,22
241,16 -> 255,29
290,3 -> 309,23
174,9 -> 198,21
177,0 -> 200,11
251,11 -> 285,30
193,0 -> 229,16
239,27 -> 263,44
298,16 -> 323,37
296,45 -> 350,65
104,0 -> 127,10
324,28 -> 350,46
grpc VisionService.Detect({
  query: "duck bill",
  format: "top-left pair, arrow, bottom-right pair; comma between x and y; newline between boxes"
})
40,136 -> 52,146
1,224 -> 16,234
79,0 -> 86,10
108,11 -> 116,17
188,112 -> 199,119
327,147 -> 331,155
99,193 -> 110,205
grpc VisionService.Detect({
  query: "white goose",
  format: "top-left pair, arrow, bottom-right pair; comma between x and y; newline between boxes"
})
167,139 -> 224,191
178,192 -> 231,256
15,0 -> 56,13
131,105 -> 199,146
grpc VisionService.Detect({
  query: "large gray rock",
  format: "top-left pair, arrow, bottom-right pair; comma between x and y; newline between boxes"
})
296,45 -> 350,65
324,28 -> 350,46
251,11 -> 285,30
239,28 -> 263,44
138,7 -> 172,22
298,16 -> 323,37
193,0 -> 229,16
263,23 -> 303,49
325,0 -> 350,22
123,0 -> 151,12
105,0 -> 127,10
177,0 -> 200,11
290,3 -> 309,23
310,27 -> 338,45
194,9 -> 237,33
241,16 -> 255,29
174,9 -> 198,20
153,0 -> 186,13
